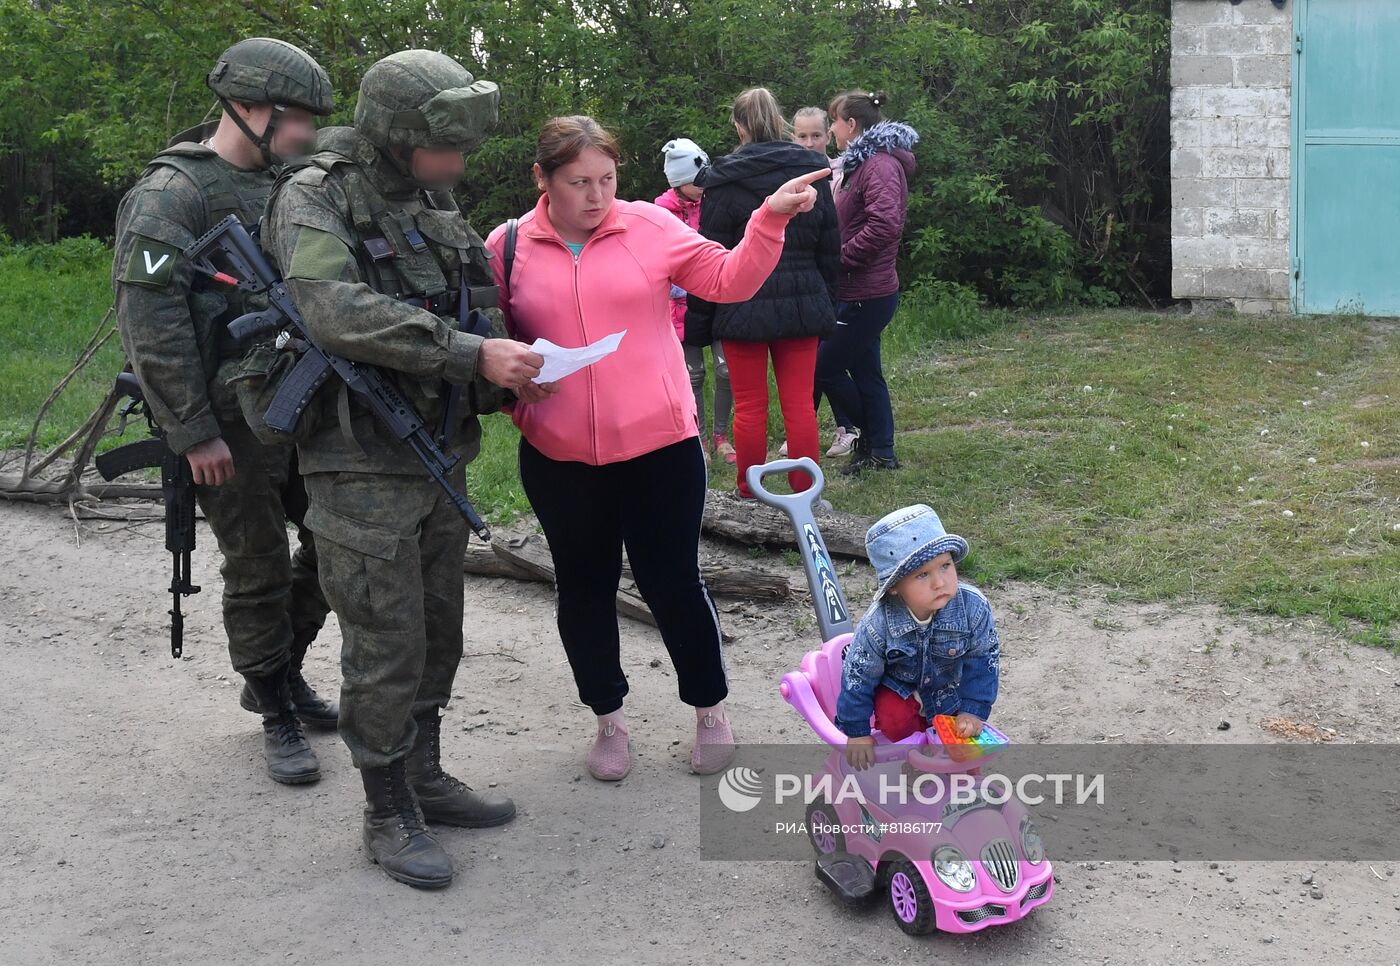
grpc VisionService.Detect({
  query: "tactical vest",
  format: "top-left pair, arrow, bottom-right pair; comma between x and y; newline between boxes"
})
144,142 -> 273,374
248,142 -> 502,463
271,148 -> 498,317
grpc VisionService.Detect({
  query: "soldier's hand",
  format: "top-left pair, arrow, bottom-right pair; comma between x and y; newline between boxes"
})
186,436 -> 235,485
515,380 -> 560,404
479,339 -> 545,390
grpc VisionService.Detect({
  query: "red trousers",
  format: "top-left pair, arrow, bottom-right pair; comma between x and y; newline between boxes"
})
723,337 -> 820,498
874,685 -> 929,742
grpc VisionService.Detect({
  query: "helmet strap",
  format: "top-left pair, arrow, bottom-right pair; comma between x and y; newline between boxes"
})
218,96 -> 284,167
387,144 -> 418,179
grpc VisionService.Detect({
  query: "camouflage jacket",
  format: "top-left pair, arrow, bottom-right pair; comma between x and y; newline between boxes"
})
261,126 -> 504,475
111,139 -> 270,454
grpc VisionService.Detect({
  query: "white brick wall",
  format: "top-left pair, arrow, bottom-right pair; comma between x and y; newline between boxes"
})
1171,0 -> 1293,312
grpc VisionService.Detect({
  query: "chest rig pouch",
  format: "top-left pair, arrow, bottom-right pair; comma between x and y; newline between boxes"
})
341,176 -> 497,314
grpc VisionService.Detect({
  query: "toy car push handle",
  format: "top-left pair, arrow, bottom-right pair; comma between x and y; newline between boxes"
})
745,456 -> 826,503
779,673 -> 852,747
746,458 -> 854,642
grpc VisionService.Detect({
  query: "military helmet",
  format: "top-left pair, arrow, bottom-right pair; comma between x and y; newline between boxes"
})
354,50 -> 499,154
207,37 -> 333,116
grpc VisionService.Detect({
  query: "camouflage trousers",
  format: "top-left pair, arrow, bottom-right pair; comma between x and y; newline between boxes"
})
194,414 -> 329,678
302,468 -> 468,769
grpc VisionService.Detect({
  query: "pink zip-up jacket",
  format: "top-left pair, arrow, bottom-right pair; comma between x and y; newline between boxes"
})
653,187 -> 703,338
486,193 -> 791,466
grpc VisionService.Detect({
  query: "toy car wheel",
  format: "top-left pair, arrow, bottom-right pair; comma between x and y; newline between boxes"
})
885,858 -> 937,936
805,800 -> 844,855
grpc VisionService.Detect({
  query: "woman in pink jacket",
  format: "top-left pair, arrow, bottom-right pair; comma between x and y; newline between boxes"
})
486,116 -> 827,782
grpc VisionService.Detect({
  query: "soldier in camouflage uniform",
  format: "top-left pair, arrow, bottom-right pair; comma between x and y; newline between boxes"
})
112,38 -> 337,786
262,50 -> 548,889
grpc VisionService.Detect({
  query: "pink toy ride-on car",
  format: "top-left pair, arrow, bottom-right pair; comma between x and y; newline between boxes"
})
748,458 -> 1054,937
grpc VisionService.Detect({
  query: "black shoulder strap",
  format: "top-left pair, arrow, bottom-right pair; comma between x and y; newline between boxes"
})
504,218 -> 519,288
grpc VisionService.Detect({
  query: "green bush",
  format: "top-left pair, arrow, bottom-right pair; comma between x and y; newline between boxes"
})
2,0 -> 1169,308
0,234 -> 110,273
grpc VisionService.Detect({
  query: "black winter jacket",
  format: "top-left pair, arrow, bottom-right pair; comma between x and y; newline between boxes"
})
683,141 -> 840,346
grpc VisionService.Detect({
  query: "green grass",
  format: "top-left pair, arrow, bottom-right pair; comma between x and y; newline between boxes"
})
5,240 -> 1400,646
0,237 -> 123,453
729,304 -> 1400,647
468,416 -> 531,519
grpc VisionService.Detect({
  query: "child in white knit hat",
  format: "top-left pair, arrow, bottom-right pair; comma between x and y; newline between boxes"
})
654,137 -> 733,462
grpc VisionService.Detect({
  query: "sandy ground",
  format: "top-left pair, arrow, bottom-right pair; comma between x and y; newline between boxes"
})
2,497 -> 1398,966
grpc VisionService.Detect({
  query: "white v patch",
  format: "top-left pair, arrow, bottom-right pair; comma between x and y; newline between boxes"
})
143,250 -> 171,275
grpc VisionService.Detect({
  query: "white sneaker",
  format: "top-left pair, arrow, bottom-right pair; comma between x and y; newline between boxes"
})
827,427 -> 859,457
778,441 -> 788,458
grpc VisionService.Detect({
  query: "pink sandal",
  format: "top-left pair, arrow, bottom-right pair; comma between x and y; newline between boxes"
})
713,434 -> 737,466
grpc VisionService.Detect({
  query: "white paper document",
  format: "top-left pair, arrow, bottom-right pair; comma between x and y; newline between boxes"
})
529,329 -> 626,384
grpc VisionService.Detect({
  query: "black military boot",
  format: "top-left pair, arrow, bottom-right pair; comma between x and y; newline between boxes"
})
239,630 -> 338,729
243,671 -> 321,785
287,629 -> 338,729
406,710 -> 517,828
360,759 -> 454,889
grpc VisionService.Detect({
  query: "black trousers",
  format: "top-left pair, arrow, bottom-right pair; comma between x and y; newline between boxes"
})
519,436 -> 728,715
814,292 -> 900,457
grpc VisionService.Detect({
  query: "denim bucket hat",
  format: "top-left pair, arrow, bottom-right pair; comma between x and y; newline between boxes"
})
866,504 -> 969,601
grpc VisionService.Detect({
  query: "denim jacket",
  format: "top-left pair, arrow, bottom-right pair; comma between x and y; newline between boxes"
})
835,583 -> 1000,738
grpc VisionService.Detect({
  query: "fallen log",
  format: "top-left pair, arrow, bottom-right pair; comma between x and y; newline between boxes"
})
462,541 -> 539,582
0,475 -> 163,504
6,482 -> 801,606
691,560 -> 791,600
463,530 -> 794,602
491,532 -> 659,627
702,489 -> 876,559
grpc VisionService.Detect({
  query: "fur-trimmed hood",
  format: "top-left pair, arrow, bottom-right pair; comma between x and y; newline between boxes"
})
840,120 -> 919,178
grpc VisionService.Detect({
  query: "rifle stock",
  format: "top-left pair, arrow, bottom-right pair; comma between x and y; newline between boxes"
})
184,214 -> 492,540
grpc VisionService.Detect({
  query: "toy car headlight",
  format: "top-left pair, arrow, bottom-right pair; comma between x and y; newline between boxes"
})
1020,817 -> 1044,865
932,845 -> 976,892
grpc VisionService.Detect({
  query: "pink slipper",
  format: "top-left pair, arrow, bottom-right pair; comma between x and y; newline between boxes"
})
690,710 -> 736,775
586,719 -> 631,781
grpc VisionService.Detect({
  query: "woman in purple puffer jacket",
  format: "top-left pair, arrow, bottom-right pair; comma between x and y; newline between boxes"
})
814,90 -> 919,473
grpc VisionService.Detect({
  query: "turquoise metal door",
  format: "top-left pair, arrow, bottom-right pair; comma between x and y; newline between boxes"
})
1294,0 -> 1400,314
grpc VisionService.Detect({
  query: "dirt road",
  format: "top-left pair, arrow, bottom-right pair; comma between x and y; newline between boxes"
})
2,500 -> 1397,965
